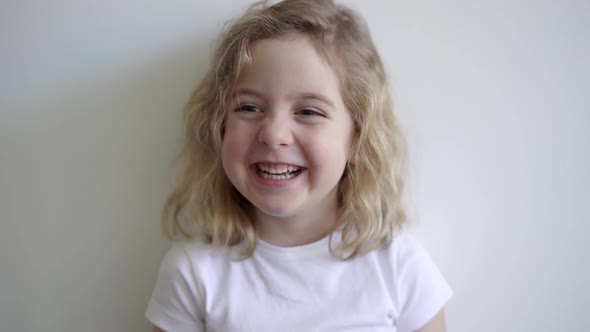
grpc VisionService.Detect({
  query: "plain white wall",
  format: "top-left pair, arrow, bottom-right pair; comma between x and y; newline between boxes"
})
1,1 -> 588,331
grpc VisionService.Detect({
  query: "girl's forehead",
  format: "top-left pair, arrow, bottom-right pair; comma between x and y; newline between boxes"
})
235,36 -> 343,98
246,34 -> 335,67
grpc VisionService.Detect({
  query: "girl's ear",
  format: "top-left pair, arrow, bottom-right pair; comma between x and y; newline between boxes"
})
346,161 -> 354,175
346,120 -> 360,165
346,149 -> 355,167
347,135 -> 358,166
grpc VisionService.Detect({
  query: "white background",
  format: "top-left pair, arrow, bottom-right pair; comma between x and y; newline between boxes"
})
1,0 -> 588,331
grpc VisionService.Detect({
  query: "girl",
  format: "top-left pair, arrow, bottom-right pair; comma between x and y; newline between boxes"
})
146,0 -> 452,331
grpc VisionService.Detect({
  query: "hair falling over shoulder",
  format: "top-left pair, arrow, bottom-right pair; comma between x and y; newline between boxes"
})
161,0 -> 407,260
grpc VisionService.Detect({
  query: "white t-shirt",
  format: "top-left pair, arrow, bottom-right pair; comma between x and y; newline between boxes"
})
145,231 -> 452,332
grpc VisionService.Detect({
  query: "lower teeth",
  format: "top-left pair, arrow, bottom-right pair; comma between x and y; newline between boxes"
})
257,169 -> 300,180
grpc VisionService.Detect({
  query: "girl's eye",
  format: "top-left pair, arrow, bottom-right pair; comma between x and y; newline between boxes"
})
235,104 -> 261,113
297,109 -> 325,117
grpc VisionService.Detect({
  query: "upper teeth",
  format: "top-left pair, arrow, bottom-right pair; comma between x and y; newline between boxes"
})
258,164 -> 300,174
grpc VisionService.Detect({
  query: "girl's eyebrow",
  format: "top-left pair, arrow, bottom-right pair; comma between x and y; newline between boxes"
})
234,88 -> 262,98
296,93 -> 336,109
234,88 -> 336,109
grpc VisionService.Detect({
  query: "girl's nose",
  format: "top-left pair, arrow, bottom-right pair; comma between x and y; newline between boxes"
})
257,114 -> 293,149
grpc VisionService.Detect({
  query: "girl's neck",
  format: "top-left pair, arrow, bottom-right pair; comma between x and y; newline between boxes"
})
254,203 -> 339,248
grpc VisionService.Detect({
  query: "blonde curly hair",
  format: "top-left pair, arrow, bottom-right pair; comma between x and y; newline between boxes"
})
161,0 -> 407,259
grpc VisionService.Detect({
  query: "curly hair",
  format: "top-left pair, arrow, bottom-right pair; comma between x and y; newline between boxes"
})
161,0 -> 407,259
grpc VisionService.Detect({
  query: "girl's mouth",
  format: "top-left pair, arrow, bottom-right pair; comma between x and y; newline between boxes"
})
254,162 -> 304,180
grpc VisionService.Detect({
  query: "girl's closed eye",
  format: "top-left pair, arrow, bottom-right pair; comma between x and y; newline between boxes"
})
297,108 -> 326,118
235,104 -> 262,113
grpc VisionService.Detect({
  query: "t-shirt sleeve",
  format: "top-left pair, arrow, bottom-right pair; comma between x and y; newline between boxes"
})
145,243 -> 205,332
394,232 -> 453,332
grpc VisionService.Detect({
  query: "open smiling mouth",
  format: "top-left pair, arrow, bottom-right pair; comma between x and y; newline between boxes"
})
254,163 -> 304,180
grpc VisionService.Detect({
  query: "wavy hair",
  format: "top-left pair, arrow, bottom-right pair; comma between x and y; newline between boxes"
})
161,0 -> 407,259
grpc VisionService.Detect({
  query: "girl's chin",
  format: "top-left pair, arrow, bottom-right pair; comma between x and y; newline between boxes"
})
253,205 -> 302,221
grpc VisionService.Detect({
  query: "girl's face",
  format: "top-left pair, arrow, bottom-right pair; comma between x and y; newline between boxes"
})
221,35 -> 354,228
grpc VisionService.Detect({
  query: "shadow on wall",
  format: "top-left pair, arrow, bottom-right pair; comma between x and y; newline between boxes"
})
2,34 -> 211,331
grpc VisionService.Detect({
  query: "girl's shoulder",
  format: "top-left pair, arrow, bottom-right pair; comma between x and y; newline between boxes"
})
160,239 -> 240,275
362,229 -> 430,264
372,230 -> 453,332
146,239 -> 240,324
372,230 -> 449,289
382,229 -> 431,262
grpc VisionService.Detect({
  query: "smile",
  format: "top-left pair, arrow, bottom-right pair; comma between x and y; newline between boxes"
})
254,162 -> 304,180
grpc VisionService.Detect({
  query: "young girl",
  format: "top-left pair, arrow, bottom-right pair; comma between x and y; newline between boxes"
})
146,0 -> 452,331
